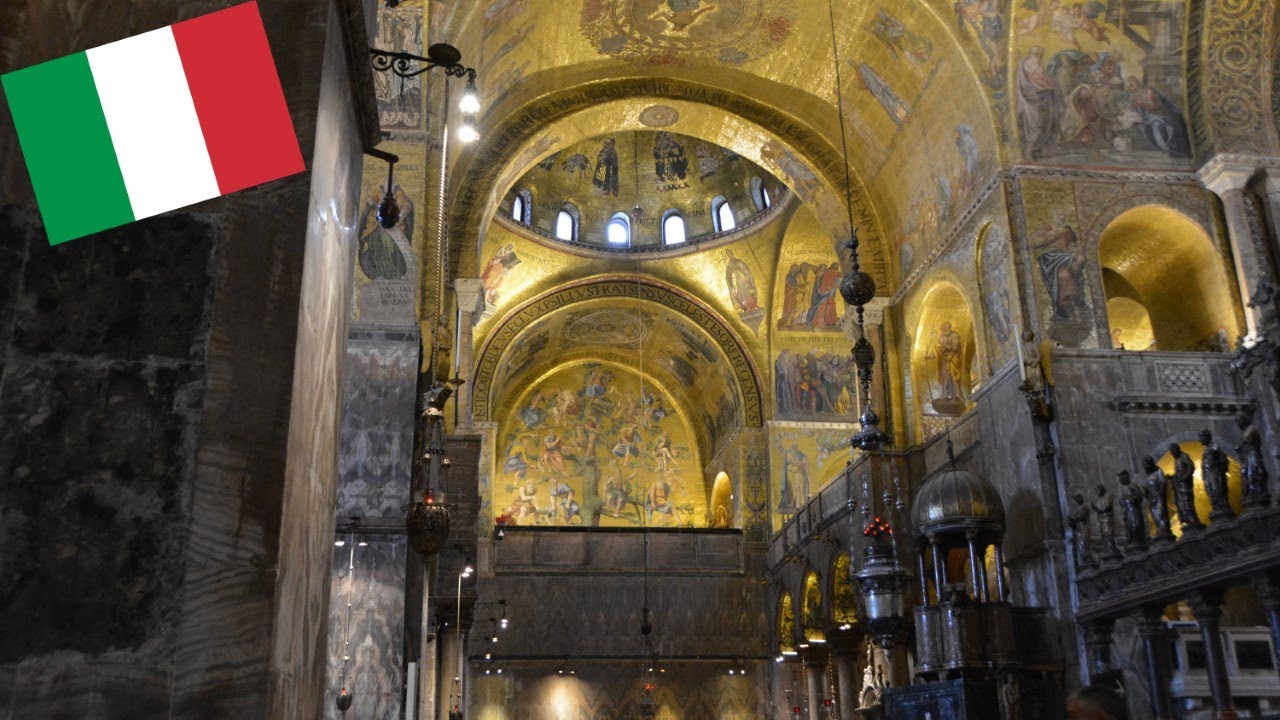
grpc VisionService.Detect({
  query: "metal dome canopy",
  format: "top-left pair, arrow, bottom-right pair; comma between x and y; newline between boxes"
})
910,468 -> 1006,543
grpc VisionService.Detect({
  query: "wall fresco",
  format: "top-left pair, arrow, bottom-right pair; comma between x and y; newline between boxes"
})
496,362 -> 706,527
579,0 -> 798,67
353,142 -> 425,324
1013,0 -> 1192,166
769,421 -> 855,531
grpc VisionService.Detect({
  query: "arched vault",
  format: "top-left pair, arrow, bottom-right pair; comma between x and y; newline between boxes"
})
472,276 -> 766,459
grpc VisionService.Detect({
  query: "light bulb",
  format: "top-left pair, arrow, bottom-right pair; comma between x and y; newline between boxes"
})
334,539 -> 345,547
458,120 -> 479,143
459,79 -> 481,114
500,618 -> 508,629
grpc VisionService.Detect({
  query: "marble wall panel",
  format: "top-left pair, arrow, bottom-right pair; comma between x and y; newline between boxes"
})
338,334 -> 419,517
325,538 -> 407,720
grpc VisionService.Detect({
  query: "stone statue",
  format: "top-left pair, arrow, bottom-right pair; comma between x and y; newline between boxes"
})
1237,410 -> 1271,510
1117,470 -> 1148,550
1199,429 -> 1235,522
1142,455 -> 1174,543
1068,493 -> 1092,568
1169,443 -> 1205,532
858,642 -> 884,709
1091,483 -> 1120,560
999,671 -> 1022,720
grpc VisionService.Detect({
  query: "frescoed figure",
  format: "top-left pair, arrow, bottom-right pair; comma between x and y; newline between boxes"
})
1031,209 -> 1088,321
592,137 -> 620,196
928,321 -> 967,402
806,263 -> 842,328
480,242 -> 521,307
358,185 -> 413,280
857,63 -> 910,127
725,250 -> 760,312
1017,46 -> 1065,159
782,444 -> 811,503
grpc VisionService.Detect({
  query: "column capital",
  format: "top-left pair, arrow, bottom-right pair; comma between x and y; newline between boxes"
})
1198,154 -> 1271,195
452,278 -> 484,315
1264,166 -> 1280,195
1082,617 -> 1116,648
1254,574 -> 1280,608
1133,606 -> 1170,636
800,645 -> 831,667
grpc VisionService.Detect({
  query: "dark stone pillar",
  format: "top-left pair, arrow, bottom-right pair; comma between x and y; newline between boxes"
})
1134,608 -> 1175,720
1253,574 -> 1280,682
1082,618 -> 1116,683
1189,590 -> 1238,720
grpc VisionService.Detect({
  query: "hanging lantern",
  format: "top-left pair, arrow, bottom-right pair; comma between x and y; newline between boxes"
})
336,687 -> 353,712
405,490 -> 451,558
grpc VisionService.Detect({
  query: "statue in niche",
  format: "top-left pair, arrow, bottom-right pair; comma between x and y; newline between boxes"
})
999,671 -> 1022,720
1199,429 -> 1235,522
1117,470 -> 1147,550
1142,455 -> 1174,542
1068,493 -> 1092,567
1091,483 -> 1120,560
1169,443 -> 1205,532
1237,410 -> 1271,509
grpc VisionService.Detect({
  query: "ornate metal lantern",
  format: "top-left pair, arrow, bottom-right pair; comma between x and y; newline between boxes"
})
405,491 -> 451,557
336,687 -> 353,712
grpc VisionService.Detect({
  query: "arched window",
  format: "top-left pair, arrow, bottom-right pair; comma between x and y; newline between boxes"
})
750,176 -> 770,211
607,212 -> 630,246
556,204 -> 578,241
662,211 -> 686,245
510,188 -> 532,224
712,197 -> 736,233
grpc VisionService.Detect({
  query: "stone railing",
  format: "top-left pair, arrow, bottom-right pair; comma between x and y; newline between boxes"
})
1075,506 -> 1280,621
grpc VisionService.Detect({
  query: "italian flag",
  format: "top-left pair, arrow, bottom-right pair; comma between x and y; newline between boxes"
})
2,2 -> 304,245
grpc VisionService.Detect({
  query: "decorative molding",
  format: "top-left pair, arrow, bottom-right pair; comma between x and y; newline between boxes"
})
1107,395 -> 1251,415
1010,164 -> 1201,184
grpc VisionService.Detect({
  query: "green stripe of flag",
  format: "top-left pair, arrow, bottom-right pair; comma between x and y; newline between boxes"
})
2,52 -> 134,245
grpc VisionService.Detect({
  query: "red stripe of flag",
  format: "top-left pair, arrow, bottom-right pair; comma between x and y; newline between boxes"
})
172,1 -> 304,195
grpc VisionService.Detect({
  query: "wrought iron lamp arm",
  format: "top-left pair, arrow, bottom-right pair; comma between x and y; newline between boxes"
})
369,46 -> 477,82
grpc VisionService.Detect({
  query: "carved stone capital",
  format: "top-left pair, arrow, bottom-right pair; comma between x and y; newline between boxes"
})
1254,574 -> 1280,609
1082,618 -> 1116,649
1265,167 -> 1280,196
1198,154 -> 1267,195
453,277 -> 485,315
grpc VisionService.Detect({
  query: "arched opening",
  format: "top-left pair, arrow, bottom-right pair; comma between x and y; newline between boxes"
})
802,570 -> 825,644
778,592 -> 796,656
910,283 -> 979,441
662,211 -> 686,245
709,471 -> 733,528
1099,206 -> 1241,352
831,553 -> 858,627
712,196 -> 736,233
556,204 -> 578,241
606,212 -> 630,246
510,188 -> 532,225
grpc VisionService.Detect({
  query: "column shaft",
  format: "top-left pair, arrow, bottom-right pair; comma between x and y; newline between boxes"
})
1135,608 -> 1175,720
1190,591 -> 1237,720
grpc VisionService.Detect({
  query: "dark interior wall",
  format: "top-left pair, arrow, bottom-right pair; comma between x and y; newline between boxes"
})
0,0 -> 373,716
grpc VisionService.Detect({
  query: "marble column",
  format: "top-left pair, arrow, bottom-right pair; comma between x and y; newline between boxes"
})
829,634 -> 861,720
1189,590 -> 1238,720
1134,607 -> 1175,720
1252,574 -> 1280,681
1082,618 -> 1115,683
803,648 -> 831,720
1200,158 -> 1269,337
436,628 -> 463,720
451,278 -> 484,431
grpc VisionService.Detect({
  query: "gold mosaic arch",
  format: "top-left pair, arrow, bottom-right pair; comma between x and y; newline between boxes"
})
447,76 -> 889,284
472,276 -> 765,427
496,348 -> 718,460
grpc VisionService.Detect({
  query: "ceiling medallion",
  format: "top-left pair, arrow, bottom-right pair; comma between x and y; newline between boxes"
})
580,0 -> 797,67
638,104 -> 680,128
564,309 -> 651,346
